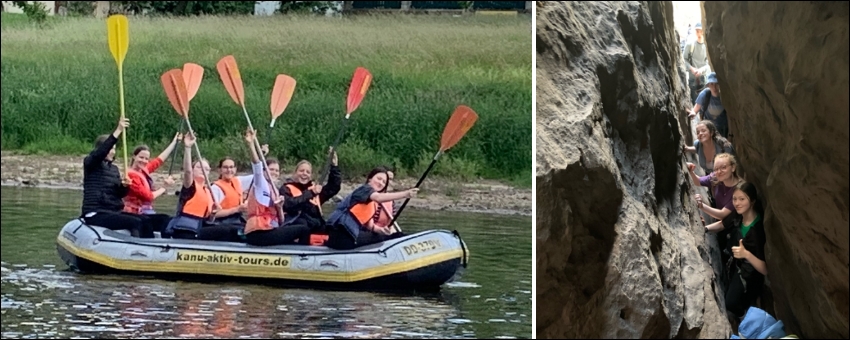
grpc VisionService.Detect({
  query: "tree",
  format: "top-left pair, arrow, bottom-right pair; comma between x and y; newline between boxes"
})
11,1 -> 49,24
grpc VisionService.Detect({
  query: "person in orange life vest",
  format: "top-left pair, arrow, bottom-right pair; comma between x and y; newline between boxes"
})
164,132 -> 242,242
370,166 -> 402,231
80,117 -> 155,238
122,133 -> 182,232
242,128 -> 311,246
279,149 -> 342,235
323,167 -> 418,250
209,157 -> 252,227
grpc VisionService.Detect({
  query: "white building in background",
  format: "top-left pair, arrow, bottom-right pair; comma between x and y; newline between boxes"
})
253,1 -> 342,16
2,1 -> 56,15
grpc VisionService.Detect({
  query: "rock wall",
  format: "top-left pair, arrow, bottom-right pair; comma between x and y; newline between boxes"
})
536,2 -> 727,338
702,2 -> 850,338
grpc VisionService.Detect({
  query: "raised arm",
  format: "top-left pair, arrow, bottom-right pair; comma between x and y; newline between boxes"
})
320,150 -> 342,203
182,133 -> 195,188
84,118 -> 128,168
149,132 -> 182,172
686,162 -> 703,186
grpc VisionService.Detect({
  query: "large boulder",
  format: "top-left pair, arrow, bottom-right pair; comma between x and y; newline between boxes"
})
702,2 -> 849,338
536,1 -> 727,338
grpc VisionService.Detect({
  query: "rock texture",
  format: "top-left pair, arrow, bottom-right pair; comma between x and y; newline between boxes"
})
702,2 -> 850,338
536,2 -> 727,338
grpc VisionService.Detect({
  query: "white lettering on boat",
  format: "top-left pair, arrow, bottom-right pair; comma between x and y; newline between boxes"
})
175,250 -> 291,268
403,239 -> 443,256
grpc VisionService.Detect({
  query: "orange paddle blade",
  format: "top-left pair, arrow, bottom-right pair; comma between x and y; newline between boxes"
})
216,55 -> 245,107
270,74 -> 297,120
346,67 -> 372,115
439,105 -> 478,151
161,69 -> 190,117
182,63 -> 204,101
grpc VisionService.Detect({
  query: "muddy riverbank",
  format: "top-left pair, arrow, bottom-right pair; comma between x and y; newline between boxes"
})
0,151 -> 531,216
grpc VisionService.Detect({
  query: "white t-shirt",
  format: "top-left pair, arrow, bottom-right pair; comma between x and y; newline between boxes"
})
211,174 -> 253,204
250,162 -> 274,207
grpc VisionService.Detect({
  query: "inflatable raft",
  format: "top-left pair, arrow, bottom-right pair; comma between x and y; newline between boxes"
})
56,218 -> 469,291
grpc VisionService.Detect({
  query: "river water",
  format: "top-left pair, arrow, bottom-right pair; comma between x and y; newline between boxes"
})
0,187 -> 531,339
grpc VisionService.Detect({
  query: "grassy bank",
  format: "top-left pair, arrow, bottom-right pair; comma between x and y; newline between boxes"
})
0,13 -> 531,187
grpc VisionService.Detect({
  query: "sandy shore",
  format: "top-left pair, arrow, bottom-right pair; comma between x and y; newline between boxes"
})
0,151 -> 531,217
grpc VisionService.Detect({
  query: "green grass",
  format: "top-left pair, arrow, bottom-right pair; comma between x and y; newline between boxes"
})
0,13 -> 531,186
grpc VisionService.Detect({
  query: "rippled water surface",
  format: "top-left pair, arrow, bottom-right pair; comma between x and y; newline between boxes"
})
1,187 -> 531,339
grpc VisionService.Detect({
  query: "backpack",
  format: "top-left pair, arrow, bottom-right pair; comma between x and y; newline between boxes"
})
729,307 -> 801,339
687,43 -> 708,85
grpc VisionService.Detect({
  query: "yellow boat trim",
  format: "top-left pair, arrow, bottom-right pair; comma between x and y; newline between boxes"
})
56,236 -> 463,283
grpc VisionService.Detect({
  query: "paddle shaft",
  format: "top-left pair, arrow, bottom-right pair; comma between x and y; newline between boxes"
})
390,150 -> 443,225
318,116 -> 349,184
183,118 -> 218,224
167,119 -> 186,176
117,67 -> 129,178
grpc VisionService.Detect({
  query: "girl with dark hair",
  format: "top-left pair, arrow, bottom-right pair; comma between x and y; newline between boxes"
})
122,133 -> 182,233
684,120 -> 735,175
323,167 -> 418,250
705,181 -> 767,321
80,117 -> 154,238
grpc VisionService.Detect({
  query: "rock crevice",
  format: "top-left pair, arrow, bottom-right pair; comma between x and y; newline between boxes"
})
702,2 -> 849,338
536,2 -> 727,338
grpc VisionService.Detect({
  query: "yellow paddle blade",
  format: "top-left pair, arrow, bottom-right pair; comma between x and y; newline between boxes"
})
106,14 -> 129,67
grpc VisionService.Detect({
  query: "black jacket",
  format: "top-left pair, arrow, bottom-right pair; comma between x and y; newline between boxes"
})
80,134 -> 129,216
722,212 -> 767,283
279,165 -> 341,227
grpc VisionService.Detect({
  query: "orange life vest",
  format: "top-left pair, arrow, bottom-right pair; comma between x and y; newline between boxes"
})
350,201 -> 378,226
181,180 -> 214,219
214,178 -> 243,210
286,183 -> 323,215
373,201 -> 395,228
243,186 -> 281,234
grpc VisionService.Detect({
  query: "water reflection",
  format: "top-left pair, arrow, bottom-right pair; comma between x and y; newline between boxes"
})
1,264 -> 482,338
1,187 -> 530,339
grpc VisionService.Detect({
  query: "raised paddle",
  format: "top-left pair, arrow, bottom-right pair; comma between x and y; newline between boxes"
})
390,105 -> 479,226
168,62 -> 205,177
215,55 -> 285,219
161,68 -> 218,224
317,67 -> 372,184
265,74 -> 297,147
106,14 -> 130,179
247,74 -> 298,192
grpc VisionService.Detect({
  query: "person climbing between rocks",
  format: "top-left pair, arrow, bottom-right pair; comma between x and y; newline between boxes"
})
688,72 -> 729,139
704,181 -> 767,330
683,22 -> 711,104
688,152 -> 742,270
684,119 -> 735,175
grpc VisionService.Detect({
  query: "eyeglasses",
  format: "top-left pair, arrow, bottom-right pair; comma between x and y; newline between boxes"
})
714,165 -> 730,172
